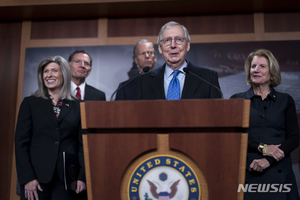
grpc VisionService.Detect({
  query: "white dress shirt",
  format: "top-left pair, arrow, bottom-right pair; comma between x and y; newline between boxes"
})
71,81 -> 86,100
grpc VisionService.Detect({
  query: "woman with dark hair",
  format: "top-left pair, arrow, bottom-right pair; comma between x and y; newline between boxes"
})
15,56 -> 86,200
231,49 -> 299,200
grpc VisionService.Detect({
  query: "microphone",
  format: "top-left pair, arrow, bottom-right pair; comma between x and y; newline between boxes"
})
110,66 -> 150,101
183,67 -> 223,99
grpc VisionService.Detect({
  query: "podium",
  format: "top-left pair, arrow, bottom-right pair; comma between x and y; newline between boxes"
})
80,99 -> 250,200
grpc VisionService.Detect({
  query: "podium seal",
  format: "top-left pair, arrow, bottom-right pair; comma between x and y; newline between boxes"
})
128,155 -> 201,200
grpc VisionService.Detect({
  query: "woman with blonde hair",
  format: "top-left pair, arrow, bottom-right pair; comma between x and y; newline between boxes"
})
231,49 -> 299,200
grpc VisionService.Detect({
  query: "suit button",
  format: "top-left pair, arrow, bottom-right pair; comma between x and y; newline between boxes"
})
56,128 -> 59,132
260,115 -> 265,119
278,169 -> 282,173
55,142 -> 59,146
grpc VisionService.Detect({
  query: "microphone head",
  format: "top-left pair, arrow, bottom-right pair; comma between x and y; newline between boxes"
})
143,66 -> 150,73
183,67 -> 189,73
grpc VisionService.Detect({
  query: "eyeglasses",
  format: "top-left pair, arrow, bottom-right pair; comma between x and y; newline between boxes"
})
138,51 -> 155,57
73,59 -> 91,67
160,37 -> 186,46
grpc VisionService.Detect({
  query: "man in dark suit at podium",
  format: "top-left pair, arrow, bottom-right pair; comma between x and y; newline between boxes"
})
132,21 -> 222,100
115,39 -> 157,100
68,50 -> 106,101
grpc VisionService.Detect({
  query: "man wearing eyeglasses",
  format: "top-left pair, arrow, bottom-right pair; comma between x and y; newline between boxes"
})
68,50 -> 106,101
115,39 -> 157,100
132,21 -> 222,100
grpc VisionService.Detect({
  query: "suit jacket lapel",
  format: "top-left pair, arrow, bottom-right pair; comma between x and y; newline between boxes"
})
57,100 -> 73,124
150,65 -> 166,99
36,98 -> 58,126
181,63 -> 201,99
84,84 -> 92,100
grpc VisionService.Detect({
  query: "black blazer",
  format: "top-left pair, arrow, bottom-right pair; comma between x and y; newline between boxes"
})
115,79 -> 137,100
15,96 -> 87,185
231,88 -> 299,199
132,61 -> 222,100
84,84 -> 106,101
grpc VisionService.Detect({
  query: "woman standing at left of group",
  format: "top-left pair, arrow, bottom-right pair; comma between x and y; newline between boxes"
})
15,56 -> 87,200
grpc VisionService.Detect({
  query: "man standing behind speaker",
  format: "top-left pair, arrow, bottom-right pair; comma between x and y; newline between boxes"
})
115,39 -> 157,100
132,21 -> 222,100
68,50 -> 106,101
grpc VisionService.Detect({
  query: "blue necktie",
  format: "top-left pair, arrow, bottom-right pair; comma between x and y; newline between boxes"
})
167,70 -> 180,100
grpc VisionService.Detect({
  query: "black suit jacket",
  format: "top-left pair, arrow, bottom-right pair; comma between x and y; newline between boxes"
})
15,96 -> 87,185
84,84 -> 106,101
115,78 -> 138,100
132,61 -> 222,100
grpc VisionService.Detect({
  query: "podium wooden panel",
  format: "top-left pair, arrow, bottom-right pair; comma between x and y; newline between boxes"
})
80,99 -> 250,200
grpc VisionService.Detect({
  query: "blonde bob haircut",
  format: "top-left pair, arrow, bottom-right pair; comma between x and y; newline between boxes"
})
244,49 -> 281,87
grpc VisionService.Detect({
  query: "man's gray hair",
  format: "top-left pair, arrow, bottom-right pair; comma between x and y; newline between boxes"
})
157,21 -> 191,44
133,39 -> 155,58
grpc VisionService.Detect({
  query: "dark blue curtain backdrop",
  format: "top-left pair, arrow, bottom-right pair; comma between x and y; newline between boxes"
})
24,41 -> 300,109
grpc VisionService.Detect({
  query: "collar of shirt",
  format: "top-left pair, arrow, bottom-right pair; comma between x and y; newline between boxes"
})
71,81 -> 86,100
247,86 -> 276,102
164,61 -> 187,98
